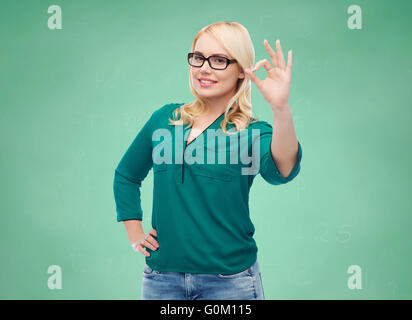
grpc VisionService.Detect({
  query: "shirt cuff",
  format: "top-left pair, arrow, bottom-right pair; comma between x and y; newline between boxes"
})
260,141 -> 302,185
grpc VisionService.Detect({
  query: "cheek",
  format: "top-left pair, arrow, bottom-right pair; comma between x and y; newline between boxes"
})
190,71 -> 197,83
219,74 -> 238,87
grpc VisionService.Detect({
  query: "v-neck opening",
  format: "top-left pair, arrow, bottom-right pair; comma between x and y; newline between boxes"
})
184,109 -> 228,148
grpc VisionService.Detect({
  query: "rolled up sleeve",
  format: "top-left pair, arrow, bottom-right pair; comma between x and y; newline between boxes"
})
254,121 -> 302,185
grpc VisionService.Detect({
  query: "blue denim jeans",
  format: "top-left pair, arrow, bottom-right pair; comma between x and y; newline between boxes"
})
141,259 -> 265,300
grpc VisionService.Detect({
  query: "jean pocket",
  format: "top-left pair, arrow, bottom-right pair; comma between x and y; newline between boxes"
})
143,264 -> 162,276
143,264 -> 154,275
217,267 -> 252,279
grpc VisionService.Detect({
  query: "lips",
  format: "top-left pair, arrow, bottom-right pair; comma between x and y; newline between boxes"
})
199,78 -> 218,83
198,79 -> 217,87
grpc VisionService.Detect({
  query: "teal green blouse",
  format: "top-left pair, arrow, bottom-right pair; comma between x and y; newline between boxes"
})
113,102 -> 302,274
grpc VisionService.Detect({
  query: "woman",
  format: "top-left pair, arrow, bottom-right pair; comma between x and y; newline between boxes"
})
113,21 -> 302,300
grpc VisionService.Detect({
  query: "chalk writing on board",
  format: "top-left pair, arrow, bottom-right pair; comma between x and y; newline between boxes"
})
336,224 -> 352,243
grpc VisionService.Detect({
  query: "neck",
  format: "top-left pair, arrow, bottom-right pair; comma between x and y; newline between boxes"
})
203,99 -> 236,118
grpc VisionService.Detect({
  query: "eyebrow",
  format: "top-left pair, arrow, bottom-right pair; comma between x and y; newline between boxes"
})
194,51 -> 229,58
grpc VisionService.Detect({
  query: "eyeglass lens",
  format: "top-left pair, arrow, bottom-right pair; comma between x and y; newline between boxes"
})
189,53 -> 227,69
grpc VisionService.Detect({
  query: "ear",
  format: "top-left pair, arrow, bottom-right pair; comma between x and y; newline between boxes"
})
238,70 -> 245,80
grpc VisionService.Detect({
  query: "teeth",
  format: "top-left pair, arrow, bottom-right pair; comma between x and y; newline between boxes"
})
200,80 -> 216,84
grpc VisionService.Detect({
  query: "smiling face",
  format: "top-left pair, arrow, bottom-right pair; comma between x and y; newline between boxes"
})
190,33 -> 245,111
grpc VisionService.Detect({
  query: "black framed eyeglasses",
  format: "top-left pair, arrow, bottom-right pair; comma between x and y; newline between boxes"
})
187,52 -> 237,70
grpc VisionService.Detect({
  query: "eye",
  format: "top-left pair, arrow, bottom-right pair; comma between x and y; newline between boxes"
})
210,57 -> 227,64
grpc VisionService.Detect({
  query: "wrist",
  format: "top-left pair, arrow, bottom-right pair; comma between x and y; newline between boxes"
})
271,102 -> 290,112
271,104 -> 292,118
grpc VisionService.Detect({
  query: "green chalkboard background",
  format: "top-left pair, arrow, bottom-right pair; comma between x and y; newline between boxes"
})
1,0 -> 411,299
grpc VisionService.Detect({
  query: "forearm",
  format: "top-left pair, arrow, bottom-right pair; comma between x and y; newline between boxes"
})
123,220 -> 145,245
270,104 -> 299,178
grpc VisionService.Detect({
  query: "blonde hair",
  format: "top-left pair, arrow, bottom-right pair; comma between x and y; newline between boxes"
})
168,21 -> 259,134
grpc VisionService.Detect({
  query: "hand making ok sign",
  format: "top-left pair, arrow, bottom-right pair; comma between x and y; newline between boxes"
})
245,39 -> 293,110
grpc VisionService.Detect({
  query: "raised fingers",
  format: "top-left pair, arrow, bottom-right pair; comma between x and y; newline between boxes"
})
275,39 -> 286,70
287,49 -> 292,75
264,39 -> 279,68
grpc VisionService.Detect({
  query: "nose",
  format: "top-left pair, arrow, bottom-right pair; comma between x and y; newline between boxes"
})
199,59 -> 212,73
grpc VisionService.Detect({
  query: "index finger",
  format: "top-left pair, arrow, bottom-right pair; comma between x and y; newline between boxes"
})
145,234 -> 159,248
149,228 -> 157,237
148,229 -> 159,246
